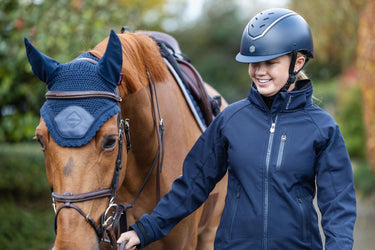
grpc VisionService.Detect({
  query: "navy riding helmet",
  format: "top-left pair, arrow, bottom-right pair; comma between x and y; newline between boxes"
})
236,8 -> 314,90
236,8 -> 313,63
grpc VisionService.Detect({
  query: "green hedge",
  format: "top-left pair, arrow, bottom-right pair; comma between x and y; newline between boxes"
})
0,143 -> 54,249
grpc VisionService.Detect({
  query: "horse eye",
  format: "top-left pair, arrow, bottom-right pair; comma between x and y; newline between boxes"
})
34,135 -> 46,151
103,135 -> 117,150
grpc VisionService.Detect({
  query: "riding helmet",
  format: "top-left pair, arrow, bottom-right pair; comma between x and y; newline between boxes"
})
235,8 -> 314,63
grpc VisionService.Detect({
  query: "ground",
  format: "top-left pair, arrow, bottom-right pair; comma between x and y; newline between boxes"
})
353,192 -> 375,250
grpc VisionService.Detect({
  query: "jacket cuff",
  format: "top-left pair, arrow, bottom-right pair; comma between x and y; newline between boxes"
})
129,220 -> 150,248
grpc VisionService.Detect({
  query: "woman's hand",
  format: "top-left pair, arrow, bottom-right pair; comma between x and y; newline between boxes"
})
117,230 -> 141,249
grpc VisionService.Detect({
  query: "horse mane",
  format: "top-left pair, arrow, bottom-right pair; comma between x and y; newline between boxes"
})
89,31 -> 170,95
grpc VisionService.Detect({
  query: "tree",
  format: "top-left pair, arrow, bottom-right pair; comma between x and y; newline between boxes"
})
0,0 -> 168,142
289,0 -> 367,79
171,0 -> 253,103
357,0 -> 375,172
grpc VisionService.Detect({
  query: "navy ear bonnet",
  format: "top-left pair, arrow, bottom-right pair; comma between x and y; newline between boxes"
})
25,30 -> 123,147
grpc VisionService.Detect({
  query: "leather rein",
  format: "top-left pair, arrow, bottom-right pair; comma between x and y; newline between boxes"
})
46,58 -> 165,250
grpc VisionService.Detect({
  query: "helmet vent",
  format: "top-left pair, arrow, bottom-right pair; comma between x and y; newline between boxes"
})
248,12 -> 296,39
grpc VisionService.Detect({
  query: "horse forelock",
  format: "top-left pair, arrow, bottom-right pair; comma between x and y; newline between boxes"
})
90,32 -> 169,95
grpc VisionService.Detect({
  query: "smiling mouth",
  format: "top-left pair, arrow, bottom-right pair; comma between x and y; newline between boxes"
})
257,79 -> 271,86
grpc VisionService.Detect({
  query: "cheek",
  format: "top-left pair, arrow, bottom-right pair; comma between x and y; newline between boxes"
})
248,66 -> 255,78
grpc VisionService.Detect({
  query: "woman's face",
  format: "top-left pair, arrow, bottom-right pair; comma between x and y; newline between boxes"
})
248,54 -> 296,97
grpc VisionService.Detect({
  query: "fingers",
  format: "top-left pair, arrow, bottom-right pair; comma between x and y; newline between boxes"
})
117,230 -> 141,250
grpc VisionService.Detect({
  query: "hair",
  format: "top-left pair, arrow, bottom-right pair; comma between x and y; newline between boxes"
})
89,31 -> 170,95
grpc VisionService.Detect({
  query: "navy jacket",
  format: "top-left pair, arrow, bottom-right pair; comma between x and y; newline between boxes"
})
131,80 -> 356,249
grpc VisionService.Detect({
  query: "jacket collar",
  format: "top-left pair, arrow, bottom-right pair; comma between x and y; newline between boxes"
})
248,79 -> 313,112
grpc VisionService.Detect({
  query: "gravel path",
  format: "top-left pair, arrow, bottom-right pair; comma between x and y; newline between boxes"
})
353,193 -> 375,250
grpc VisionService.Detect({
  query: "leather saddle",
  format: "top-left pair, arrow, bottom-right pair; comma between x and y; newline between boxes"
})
145,31 -> 221,126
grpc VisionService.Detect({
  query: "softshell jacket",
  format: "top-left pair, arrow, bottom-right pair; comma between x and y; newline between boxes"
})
131,80 -> 356,250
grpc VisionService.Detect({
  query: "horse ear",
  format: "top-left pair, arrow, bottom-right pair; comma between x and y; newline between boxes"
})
24,38 -> 60,83
97,30 -> 123,87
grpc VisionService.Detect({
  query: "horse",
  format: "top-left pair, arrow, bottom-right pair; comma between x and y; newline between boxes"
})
25,29 -> 228,249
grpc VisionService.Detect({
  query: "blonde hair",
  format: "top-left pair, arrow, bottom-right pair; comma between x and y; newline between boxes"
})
296,70 -> 308,80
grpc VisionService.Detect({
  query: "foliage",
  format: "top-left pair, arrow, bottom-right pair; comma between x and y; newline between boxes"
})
289,0 -> 368,79
0,0 -> 168,143
0,202 -> 54,250
336,85 -> 366,158
0,143 -> 54,249
171,0 -> 252,103
311,78 -> 338,112
357,0 -> 375,173
353,160 -> 375,197
0,143 -> 48,198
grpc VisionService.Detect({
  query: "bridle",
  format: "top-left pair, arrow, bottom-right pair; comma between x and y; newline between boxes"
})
47,88 -> 130,248
46,58 -> 165,250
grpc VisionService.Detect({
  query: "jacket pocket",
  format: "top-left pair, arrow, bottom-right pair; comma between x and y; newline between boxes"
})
276,134 -> 287,170
297,196 -> 308,242
228,188 -> 241,237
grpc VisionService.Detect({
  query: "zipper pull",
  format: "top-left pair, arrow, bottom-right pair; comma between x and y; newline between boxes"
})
281,134 -> 287,141
270,123 -> 276,133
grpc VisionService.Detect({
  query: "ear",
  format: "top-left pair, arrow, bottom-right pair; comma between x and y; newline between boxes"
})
294,55 -> 306,72
97,30 -> 123,87
24,38 -> 60,83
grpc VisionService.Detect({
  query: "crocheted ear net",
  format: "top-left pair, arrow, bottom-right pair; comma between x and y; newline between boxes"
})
40,52 -> 120,147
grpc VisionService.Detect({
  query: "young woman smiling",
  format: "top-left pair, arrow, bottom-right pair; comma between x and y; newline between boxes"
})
118,8 -> 356,250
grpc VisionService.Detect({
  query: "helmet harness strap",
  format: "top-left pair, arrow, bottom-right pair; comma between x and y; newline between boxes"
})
281,50 -> 298,92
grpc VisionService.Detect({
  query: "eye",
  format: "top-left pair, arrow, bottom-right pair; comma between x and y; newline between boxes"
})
102,135 -> 117,150
34,135 -> 46,151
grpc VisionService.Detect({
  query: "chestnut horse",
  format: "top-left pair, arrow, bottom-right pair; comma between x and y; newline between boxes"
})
26,30 -> 228,249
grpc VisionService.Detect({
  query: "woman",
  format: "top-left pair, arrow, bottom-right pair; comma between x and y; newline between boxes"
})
118,8 -> 356,249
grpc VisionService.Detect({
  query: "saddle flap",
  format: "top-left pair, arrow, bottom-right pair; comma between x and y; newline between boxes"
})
146,31 -> 217,126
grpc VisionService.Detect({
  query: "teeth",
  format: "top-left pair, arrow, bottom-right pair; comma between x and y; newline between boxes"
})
259,79 -> 269,83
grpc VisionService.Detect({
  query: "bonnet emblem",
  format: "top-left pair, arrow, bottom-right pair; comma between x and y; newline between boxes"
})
249,45 -> 256,53
54,106 -> 94,138
66,111 -> 82,128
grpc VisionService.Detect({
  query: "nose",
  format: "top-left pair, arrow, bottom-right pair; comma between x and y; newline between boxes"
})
249,62 -> 266,76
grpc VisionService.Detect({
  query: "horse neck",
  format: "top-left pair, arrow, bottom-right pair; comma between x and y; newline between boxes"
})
118,76 -> 202,210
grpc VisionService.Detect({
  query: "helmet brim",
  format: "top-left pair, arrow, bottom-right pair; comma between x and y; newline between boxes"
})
235,51 -> 290,63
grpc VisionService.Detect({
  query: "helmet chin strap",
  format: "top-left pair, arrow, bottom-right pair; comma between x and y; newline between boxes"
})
281,51 -> 298,92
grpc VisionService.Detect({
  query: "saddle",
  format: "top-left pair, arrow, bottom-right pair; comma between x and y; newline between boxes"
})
145,31 -> 221,128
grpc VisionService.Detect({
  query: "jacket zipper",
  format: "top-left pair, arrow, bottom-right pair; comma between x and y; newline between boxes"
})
229,189 -> 240,237
297,196 -> 307,241
263,115 -> 278,250
276,134 -> 287,170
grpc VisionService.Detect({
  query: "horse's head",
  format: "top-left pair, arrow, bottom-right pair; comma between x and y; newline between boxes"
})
25,31 -> 128,249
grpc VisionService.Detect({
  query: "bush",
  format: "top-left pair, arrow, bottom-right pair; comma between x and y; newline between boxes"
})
0,143 -> 54,249
0,203 -> 54,250
0,143 -> 49,196
353,160 -> 375,197
336,85 -> 366,158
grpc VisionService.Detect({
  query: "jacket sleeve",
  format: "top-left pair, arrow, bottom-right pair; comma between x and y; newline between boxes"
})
315,124 -> 356,250
130,114 -> 228,248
